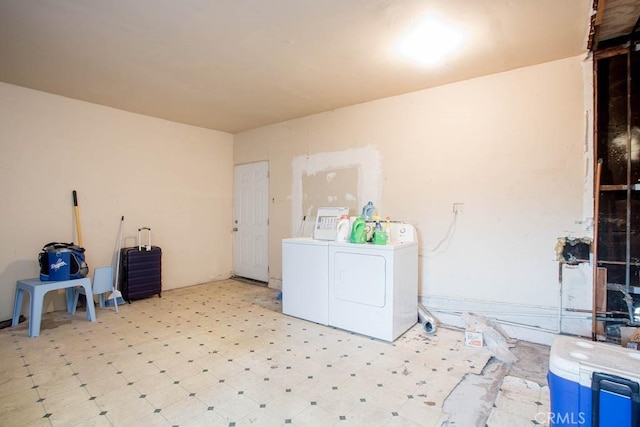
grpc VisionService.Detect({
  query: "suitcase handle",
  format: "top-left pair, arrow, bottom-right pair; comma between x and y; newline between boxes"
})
591,371 -> 640,427
138,227 -> 151,251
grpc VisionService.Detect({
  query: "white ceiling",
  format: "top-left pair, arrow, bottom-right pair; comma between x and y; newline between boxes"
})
0,0 -> 593,133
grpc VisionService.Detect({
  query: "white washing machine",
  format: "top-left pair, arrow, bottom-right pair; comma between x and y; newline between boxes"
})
328,224 -> 418,341
282,238 -> 329,325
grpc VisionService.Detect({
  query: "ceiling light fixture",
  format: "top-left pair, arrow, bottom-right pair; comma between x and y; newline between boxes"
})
398,15 -> 465,67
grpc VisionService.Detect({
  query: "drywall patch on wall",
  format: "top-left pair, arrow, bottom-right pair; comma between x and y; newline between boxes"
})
291,146 -> 382,235
302,166 -> 358,215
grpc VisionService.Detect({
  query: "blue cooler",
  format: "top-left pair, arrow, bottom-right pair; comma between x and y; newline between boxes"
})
47,250 -> 71,281
547,335 -> 640,426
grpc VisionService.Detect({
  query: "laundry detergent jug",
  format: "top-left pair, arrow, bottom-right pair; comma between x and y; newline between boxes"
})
335,215 -> 350,242
362,201 -> 376,221
350,216 -> 367,244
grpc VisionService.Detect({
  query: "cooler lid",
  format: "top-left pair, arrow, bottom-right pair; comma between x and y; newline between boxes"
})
548,335 -> 640,386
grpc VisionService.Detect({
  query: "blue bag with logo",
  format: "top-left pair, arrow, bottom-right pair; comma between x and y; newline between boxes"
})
38,242 -> 88,281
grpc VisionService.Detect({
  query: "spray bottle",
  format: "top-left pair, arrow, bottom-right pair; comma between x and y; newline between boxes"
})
385,216 -> 391,243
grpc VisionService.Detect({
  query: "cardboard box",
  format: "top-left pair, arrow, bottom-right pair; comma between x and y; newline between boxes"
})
464,330 -> 483,348
620,327 -> 640,348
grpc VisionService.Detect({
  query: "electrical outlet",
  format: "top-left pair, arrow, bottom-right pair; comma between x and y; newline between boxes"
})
453,203 -> 463,214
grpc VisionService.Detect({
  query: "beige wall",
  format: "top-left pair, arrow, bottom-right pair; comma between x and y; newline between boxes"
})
0,82 -> 234,321
235,55 -> 592,344
0,55 -> 592,344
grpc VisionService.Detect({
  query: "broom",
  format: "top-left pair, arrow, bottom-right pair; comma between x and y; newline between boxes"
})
105,216 -> 125,308
73,190 -> 83,246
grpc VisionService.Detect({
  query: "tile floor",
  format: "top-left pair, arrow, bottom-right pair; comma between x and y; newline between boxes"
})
1,279 -> 550,426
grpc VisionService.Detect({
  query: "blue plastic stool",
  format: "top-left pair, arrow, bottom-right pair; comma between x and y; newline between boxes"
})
12,277 -> 95,337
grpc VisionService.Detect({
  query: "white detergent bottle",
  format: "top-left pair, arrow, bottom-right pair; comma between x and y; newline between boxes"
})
335,215 -> 350,242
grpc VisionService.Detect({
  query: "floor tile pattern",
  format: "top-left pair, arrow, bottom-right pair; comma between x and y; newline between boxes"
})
486,376 -> 551,426
1,279 -> 548,426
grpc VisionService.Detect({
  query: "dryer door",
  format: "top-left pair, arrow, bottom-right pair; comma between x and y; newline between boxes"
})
334,252 -> 386,307
329,247 -> 393,341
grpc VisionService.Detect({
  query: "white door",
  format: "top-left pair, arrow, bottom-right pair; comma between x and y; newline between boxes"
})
233,161 -> 269,282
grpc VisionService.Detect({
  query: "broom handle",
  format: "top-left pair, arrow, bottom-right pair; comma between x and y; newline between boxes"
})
73,190 -> 83,247
114,216 -> 124,291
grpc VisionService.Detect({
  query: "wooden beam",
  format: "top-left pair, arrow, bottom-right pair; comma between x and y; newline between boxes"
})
595,0 -> 606,26
594,45 -> 629,59
595,267 -> 607,337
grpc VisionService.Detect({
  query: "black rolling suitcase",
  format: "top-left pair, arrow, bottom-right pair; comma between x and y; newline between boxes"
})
120,227 -> 162,302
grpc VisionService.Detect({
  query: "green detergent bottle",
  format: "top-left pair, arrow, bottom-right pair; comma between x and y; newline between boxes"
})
350,216 -> 367,244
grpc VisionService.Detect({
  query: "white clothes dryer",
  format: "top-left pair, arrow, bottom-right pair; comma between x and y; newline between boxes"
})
328,224 -> 418,341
